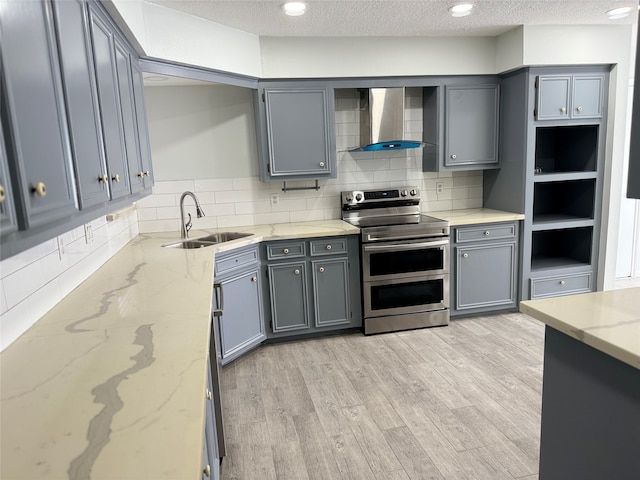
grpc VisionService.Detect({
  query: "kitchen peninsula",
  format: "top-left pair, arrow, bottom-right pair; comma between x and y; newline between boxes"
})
520,289 -> 640,480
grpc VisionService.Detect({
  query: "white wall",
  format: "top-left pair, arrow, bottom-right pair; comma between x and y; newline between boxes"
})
0,208 -> 139,351
144,84 -> 259,180
137,87 -> 482,233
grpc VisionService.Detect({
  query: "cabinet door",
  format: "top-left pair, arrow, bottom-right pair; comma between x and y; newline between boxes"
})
0,0 -> 77,228
312,258 -> 350,328
0,130 -> 17,235
445,84 -> 499,166
130,60 -> 154,190
215,269 -> 265,365
572,75 -> 603,119
536,76 -> 571,120
89,7 -> 130,199
263,88 -> 335,177
267,262 -> 310,332
114,38 -> 144,194
52,0 -> 110,209
455,243 -> 516,310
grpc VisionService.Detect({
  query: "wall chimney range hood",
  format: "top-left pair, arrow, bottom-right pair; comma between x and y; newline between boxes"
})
350,87 -> 423,152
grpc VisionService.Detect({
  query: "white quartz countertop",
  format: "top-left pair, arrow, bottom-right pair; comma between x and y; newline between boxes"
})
429,208 -> 525,226
520,288 -> 640,370
0,219 -> 358,480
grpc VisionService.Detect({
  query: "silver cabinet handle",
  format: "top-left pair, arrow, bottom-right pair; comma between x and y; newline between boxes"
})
251,276 -> 257,282
213,282 -> 224,317
112,174 -> 121,183
450,154 -> 457,160
143,170 -> 150,177
484,231 -> 490,236
32,181 -> 47,197
319,161 -> 325,167
294,269 -> 300,275
137,171 -> 144,178
206,389 -> 212,400
463,253 -> 469,258
560,106 -> 567,113
559,280 -> 566,286
203,464 -> 211,477
319,267 -> 325,273
577,106 -> 583,112
326,244 -> 332,250
99,174 -> 109,183
0,184 -> 5,203
283,248 -> 289,254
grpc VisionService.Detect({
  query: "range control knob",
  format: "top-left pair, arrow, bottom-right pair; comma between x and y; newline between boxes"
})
400,190 -> 408,197
346,194 -> 353,202
410,189 -> 417,196
355,193 -> 363,201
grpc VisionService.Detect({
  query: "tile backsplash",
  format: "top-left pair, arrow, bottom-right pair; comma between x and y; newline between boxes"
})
0,208 -> 139,351
137,87 -> 482,233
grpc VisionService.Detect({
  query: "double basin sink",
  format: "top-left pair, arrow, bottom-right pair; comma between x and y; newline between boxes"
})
162,232 -> 252,249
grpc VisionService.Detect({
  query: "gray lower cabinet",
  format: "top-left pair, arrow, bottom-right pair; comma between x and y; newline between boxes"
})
202,355 -> 220,480
255,84 -> 336,181
451,222 -> 518,316
213,245 -> 265,365
0,0 -> 78,228
263,236 -> 361,339
52,0 -> 110,210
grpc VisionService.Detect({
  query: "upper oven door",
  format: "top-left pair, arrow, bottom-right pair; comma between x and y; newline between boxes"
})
362,238 -> 449,282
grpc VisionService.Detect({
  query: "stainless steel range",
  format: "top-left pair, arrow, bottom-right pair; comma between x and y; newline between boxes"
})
341,186 -> 450,334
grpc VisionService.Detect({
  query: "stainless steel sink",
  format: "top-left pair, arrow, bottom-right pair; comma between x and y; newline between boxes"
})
162,232 -> 252,249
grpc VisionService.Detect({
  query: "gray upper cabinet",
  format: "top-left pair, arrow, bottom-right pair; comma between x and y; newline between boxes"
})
0,131 -> 17,236
88,5 -> 131,199
52,0 -> 110,209
0,0 -> 77,229
256,85 -> 336,181
130,60 -> 154,190
535,74 -> 604,121
444,84 -> 499,168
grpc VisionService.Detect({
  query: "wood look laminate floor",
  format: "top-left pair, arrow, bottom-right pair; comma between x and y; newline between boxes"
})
220,313 -> 544,480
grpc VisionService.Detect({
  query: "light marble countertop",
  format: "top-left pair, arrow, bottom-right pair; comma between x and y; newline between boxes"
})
521,288 -> 640,370
428,208 -> 525,226
0,219 -> 358,480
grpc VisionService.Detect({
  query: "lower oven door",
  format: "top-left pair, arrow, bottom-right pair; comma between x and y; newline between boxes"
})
363,274 -> 449,318
362,238 -> 449,282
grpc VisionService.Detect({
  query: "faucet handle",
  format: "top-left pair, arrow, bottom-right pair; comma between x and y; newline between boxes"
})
185,213 -> 193,236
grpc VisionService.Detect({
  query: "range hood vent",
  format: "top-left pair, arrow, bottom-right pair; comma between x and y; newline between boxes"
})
350,87 -> 423,152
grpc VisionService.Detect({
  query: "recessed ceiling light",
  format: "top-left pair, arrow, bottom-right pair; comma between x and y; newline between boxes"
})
282,2 -> 307,16
449,4 -> 474,17
606,6 -> 632,19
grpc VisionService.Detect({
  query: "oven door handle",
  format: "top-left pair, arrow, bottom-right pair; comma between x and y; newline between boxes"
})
363,239 -> 449,252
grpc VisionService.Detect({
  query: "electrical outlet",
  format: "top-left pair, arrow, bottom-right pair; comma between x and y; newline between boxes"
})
85,223 -> 94,244
270,193 -> 279,206
436,182 -> 444,194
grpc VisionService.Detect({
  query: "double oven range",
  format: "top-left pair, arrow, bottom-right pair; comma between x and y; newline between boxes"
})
341,186 -> 450,335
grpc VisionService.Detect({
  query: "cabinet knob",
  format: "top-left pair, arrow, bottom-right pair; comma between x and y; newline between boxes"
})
206,389 -> 212,400
283,248 -> 289,254
576,106 -> 583,112
450,154 -> 457,160
326,244 -> 332,250
319,267 -> 325,273
32,182 -> 47,197
319,161 -> 325,168
137,171 -> 144,178
560,106 -> 567,113
144,170 -> 150,177
294,269 -> 300,275
484,231 -> 490,236
463,253 -> 469,258
99,174 -> 109,183
203,464 -> 211,477
112,174 -> 121,183
559,280 -> 566,286
0,185 -> 5,203
251,276 -> 257,282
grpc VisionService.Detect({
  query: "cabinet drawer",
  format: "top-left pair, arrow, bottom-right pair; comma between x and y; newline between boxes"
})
266,241 -> 306,260
310,237 -> 348,256
215,246 -> 259,276
531,272 -> 592,299
455,223 -> 517,243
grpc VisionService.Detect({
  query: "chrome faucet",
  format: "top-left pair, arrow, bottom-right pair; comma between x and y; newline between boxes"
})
179,191 -> 205,238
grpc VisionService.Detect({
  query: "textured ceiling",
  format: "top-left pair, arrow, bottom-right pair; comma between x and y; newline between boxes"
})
145,0 -> 638,37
